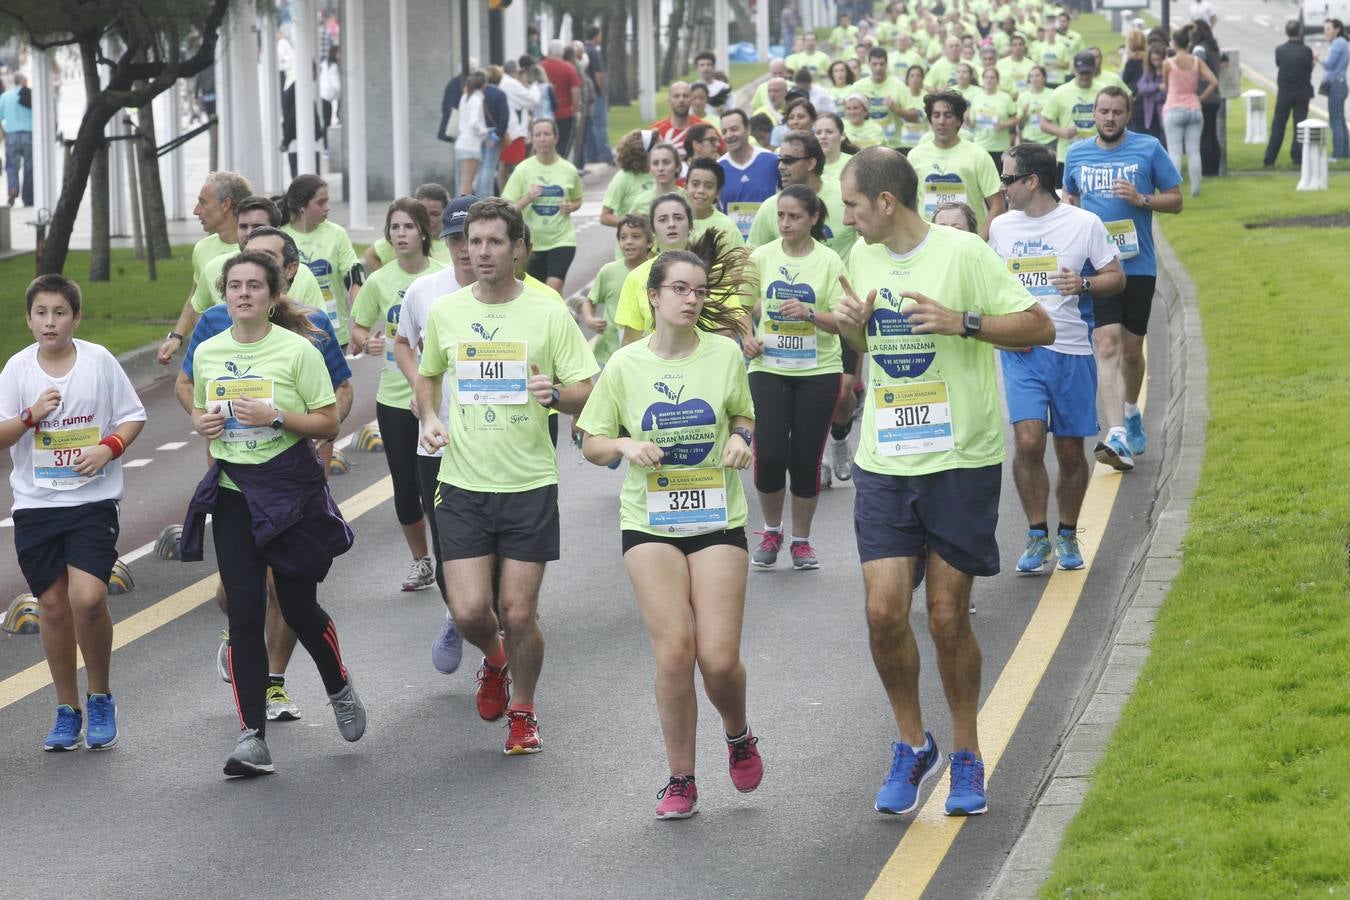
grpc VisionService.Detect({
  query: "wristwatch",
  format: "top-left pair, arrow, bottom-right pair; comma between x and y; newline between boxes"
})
548,386 -> 561,407
961,310 -> 982,338
270,411 -> 285,430
165,331 -> 183,342
1081,277 -> 1093,294
19,407 -> 35,428
731,426 -> 753,447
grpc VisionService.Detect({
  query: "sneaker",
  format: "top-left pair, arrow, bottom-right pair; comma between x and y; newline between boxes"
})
475,659 -> 511,721
431,611 -> 464,675
820,461 -> 832,490
655,775 -> 699,819
328,680 -> 367,742
1094,435 -> 1135,472
85,693 -> 118,750
830,435 -> 853,481
265,684 -> 302,721
1056,530 -> 1085,570
223,728 -> 275,778
727,730 -> 763,792
43,705 -> 83,751
944,750 -> 988,816
790,540 -> 819,570
751,530 -> 784,568
401,556 -> 436,592
1125,409 -> 1146,456
216,629 -> 231,684
875,731 -> 941,815
503,710 -> 542,755
1016,529 -> 1053,575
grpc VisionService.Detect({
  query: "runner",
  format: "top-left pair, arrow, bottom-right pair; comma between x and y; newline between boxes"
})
905,91 -> 1005,238
932,201 -> 979,233
1017,66 -> 1055,149
893,65 -> 930,152
193,196 -> 325,313
616,193 -> 704,345
813,112 -> 858,183
1063,85 -> 1183,471
746,129 -> 858,263
685,157 -> 744,248
854,47 -> 907,145
184,251 -> 365,777
646,142 -> 684,200
503,118 -> 584,294
968,67 -> 1019,170
717,109 -> 781,241
282,174 -> 363,346
835,147 -> 1054,816
843,93 -> 887,148
996,33 -> 1035,97
393,194 -> 479,675
745,184 -> 845,571
582,214 -> 654,368
361,183 -> 453,272
415,199 -> 599,755
575,247 -> 763,819
989,142 -> 1125,573
1,275 -> 146,751
1040,52 -> 1103,183
349,199 -> 445,594
600,130 -> 657,227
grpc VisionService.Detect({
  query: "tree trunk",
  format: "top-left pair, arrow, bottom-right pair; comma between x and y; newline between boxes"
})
661,0 -> 687,86
603,6 -> 630,107
135,96 -> 172,261
86,42 -> 112,282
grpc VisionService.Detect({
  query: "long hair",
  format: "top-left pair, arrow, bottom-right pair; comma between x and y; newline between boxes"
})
283,174 -> 326,222
645,231 -> 756,335
220,251 -> 324,343
779,183 -> 828,243
385,197 -> 434,257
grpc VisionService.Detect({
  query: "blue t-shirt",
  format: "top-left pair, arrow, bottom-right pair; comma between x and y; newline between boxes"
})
183,305 -> 352,387
1063,131 -> 1180,277
0,87 -> 32,132
718,148 -> 781,209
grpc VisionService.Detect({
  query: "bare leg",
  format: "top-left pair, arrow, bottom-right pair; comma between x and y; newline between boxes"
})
1121,330 -> 1146,407
688,545 -> 750,737
925,553 -> 981,757
400,520 -> 429,560
757,488 -> 785,529
862,557 -> 926,747
443,556 -> 503,657
1052,435 -> 1091,525
37,574 -> 80,708
1011,419 -> 1049,526
497,559 -> 546,706
626,543 -> 698,775
67,567 -> 114,696
789,493 -> 820,538
1093,323 -> 1125,430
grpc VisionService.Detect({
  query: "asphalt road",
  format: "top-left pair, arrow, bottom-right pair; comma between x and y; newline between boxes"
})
0,198 -> 1169,899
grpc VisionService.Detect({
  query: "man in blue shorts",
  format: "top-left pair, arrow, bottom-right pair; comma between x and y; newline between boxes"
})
1063,86 -> 1182,471
990,143 -> 1124,573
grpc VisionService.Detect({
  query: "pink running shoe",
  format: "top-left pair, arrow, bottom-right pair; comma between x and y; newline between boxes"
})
727,730 -> 763,792
655,775 -> 698,819
789,540 -> 819,570
752,531 -> 784,568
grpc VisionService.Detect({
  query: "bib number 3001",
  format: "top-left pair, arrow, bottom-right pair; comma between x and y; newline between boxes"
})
646,468 -> 729,536
874,382 -> 954,456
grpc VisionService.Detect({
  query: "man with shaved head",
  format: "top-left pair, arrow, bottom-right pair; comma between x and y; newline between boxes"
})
650,80 -> 707,160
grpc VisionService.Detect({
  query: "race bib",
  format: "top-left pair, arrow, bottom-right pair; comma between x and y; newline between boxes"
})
208,378 -> 277,443
1007,255 -> 1059,299
1028,112 -> 1042,129
923,180 -> 967,218
1104,219 -> 1140,260
874,382 -> 955,456
456,341 -> 528,405
975,114 -> 997,131
762,319 -> 817,370
900,122 -> 926,145
645,468 -> 729,536
32,427 -> 104,490
727,202 -> 760,240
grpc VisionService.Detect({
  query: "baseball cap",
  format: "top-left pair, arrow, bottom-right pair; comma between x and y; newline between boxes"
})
1073,51 -> 1096,73
440,193 -> 478,237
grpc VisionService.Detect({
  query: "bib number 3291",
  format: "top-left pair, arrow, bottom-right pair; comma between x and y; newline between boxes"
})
874,382 -> 954,456
646,468 -> 729,536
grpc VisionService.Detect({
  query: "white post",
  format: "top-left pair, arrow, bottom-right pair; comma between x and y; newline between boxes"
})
102,40 -> 128,236
540,9 -> 554,47
467,0 -> 484,68
344,0 -> 368,229
714,0 -> 730,72
259,9 -> 283,193
1296,120 -> 1329,190
229,1 -> 263,186
156,83 -> 183,219
638,0 -> 656,122
1242,89 -> 1268,145
756,0 -> 770,64
503,1 -> 527,62
215,30 -> 233,171
30,49 -> 57,214
293,0 -> 319,176
390,0 -> 411,199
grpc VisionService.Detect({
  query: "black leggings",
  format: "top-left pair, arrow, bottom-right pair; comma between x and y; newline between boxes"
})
377,402 -> 424,527
417,454 -> 449,603
748,371 -> 842,498
214,488 -> 348,736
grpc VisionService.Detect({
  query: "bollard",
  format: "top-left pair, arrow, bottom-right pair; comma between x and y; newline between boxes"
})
1242,89 -> 1268,144
1296,119 -> 1329,190
3,593 -> 39,635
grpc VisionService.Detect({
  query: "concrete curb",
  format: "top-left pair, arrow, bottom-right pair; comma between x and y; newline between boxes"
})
118,341 -> 176,393
985,227 -> 1210,899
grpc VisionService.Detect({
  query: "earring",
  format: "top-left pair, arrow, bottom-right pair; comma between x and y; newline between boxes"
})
268,305 -> 276,319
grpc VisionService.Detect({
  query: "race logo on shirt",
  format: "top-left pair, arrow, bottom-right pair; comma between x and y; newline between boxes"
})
642,380 -> 717,466
532,179 -> 565,216
765,265 -> 816,309
867,287 -> 937,379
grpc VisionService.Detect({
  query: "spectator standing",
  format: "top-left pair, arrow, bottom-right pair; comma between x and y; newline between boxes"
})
280,71 -> 323,179
0,73 -> 33,206
583,26 -> 615,167
651,82 -> 708,160
456,71 -> 489,199
1162,28 -> 1217,196
499,59 -> 542,186
567,43 -> 595,168
540,40 -> 582,159
478,69 -> 510,198
1188,20 -> 1223,176
780,1 -> 800,50
1133,46 -> 1168,145
1316,19 -> 1349,160
319,47 -> 341,152
1264,20 -> 1315,167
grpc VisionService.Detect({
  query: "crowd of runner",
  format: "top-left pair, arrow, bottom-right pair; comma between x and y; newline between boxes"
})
1,0 -> 1186,822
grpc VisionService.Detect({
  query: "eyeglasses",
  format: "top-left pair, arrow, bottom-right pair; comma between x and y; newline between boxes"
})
659,283 -> 711,300
999,172 -> 1035,186
777,154 -> 808,165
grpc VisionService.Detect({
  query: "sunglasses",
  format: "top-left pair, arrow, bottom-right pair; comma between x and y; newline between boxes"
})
777,154 -> 809,165
999,172 -> 1035,186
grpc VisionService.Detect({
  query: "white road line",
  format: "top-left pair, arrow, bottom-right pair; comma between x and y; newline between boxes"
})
121,540 -> 157,564
123,459 -> 153,468
0,518 -> 11,528
156,441 -> 189,451
1254,14 -> 1271,27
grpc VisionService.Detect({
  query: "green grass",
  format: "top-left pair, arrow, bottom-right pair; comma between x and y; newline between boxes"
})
2,247 -> 196,361
1042,173 -> 1350,896
608,62 -> 771,145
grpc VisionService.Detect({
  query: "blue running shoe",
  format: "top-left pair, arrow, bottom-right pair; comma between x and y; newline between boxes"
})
945,750 -> 988,816
1094,435 -> 1135,472
44,705 -> 83,751
1056,530 -> 1085,571
85,693 -> 118,750
1124,410 -> 1146,456
431,611 -> 464,674
875,731 -> 941,815
1016,530 -> 1052,574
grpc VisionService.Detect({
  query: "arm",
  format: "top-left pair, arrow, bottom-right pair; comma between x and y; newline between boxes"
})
415,372 -> 448,453
528,364 -> 594,416
360,244 -> 385,275
579,298 -> 608,333
1113,179 -> 1184,214
174,371 -> 196,415
1048,257 -> 1126,299
600,206 -> 624,227
71,419 -> 147,478
981,192 -> 1006,239
158,298 -> 199,364
333,381 -> 353,424
906,292 -> 1055,347
1196,59 -> 1219,103
0,388 -> 61,451
222,397 -> 340,441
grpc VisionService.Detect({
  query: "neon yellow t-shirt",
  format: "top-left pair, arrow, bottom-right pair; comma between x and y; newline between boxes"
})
574,331 -> 755,536
192,233 -> 236,287
926,58 -> 960,91
905,138 -> 1002,230
373,237 -> 453,267
350,258 -> 445,409
894,91 -> 930,148
691,209 -> 745,249
889,49 -> 927,78
844,226 -> 1036,477
748,239 -> 844,377
746,180 -> 858,264
615,258 -> 658,336
193,324 -> 337,490
502,155 -> 585,252
602,169 -> 657,217
1042,79 -> 1099,161
822,154 -> 849,183
1018,89 -> 1053,144
968,90 -> 1019,151
587,258 -> 637,366
786,50 -> 832,74
852,76 -> 908,143
194,252 -> 325,313
845,118 -> 887,149
282,221 -> 360,343
417,282 -> 599,492
996,56 -> 1035,96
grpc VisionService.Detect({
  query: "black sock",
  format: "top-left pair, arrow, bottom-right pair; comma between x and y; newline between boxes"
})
831,421 -> 853,441
1058,522 -> 1076,534
268,674 -> 285,689
1029,522 -> 1048,534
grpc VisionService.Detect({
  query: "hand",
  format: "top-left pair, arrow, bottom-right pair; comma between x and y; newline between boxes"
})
229,396 -> 278,428
1049,266 -> 1082,297
722,433 -> 753,469
836,273 -> 877,331
71,444 -> 113,477
525,183 -> 543,201
363,333 -> 386,357
1111,177 -> 1140,204
198,406 -> 227,440
529,363 -> 556,406
899,290 -> 964,336
559,199 -> 581,214
419,417 -> 449,453
409,394 -> 421,419
741,334 -> 764,359
29,387 -> 61,421
620,438 -> 665,468
777,299 -> 811,321
156,337 -> 180,365
584,315 -> 608,333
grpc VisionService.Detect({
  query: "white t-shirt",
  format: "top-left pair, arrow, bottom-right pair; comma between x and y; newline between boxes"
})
1188,0 -> 1215,22
988,203 -> 1118,355
399,267 -> 463,458
0,339 -> 147,510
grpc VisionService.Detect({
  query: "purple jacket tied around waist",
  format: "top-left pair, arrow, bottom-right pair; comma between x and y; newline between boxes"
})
181,440 -> 354,581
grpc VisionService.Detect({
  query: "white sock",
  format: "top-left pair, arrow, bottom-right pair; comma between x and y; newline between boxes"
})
1123,402 -> 1140,418
791,535 -> 809,545
764,524 -> 782,533
911,734 -> 931,753
1109,426 -> 1127,441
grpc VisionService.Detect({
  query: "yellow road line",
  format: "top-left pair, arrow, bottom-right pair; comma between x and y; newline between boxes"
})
865,377 -> 1149,898
0,476 -> 393,713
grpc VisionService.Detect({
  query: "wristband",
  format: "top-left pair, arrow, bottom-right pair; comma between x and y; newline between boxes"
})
20,407 -> 35,429
731,426 -> 753,447
99,434 -> 126,459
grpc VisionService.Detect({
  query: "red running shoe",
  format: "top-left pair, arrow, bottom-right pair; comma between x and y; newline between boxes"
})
503,710 -> 542,755
727,730 -> 763,792
655,775 -> 698,819
475,659 -> 511,721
